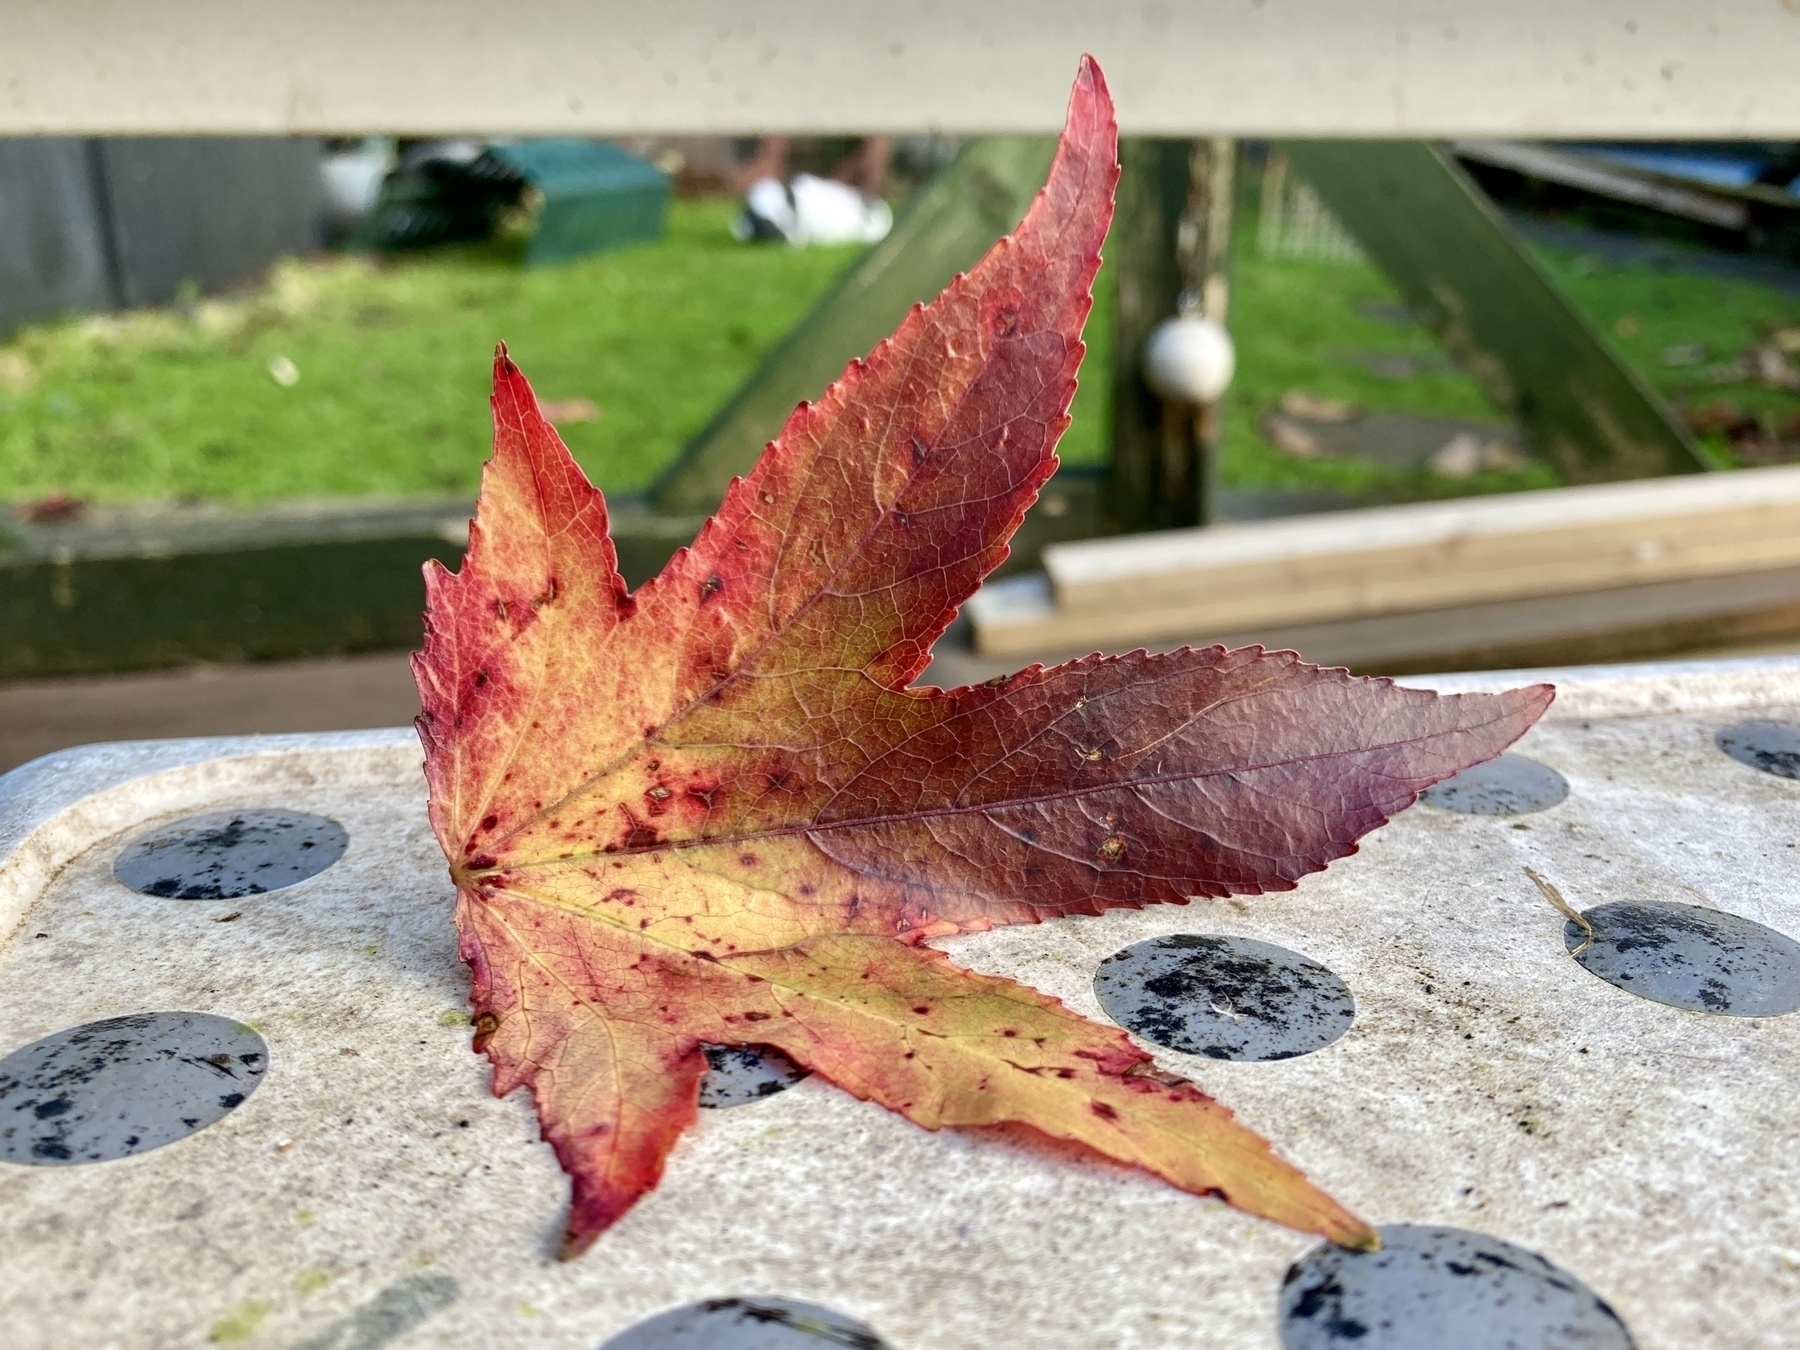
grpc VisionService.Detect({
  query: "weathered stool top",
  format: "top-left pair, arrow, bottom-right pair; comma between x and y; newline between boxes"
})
5,656 -> 1800,1349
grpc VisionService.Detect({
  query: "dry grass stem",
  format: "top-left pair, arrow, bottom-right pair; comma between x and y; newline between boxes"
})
1526,866 -> 1593,956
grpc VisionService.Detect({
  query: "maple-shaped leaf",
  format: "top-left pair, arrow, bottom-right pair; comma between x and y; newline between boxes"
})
413,57 -> 1552,1258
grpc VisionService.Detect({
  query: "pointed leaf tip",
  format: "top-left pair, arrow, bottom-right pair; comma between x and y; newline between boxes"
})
413,56 -> 1551,1259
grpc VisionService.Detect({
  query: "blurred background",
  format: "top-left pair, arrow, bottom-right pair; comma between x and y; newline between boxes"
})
7,2 -> 1800,769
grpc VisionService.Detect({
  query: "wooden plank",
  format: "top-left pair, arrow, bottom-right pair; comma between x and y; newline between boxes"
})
650,136 -> 1056,513
1283,140 -> 1706,484
968,465 -> 1800,657
10,3 -> 1800,138
931,566 -> 1800,684
1450,141 -> 1751,231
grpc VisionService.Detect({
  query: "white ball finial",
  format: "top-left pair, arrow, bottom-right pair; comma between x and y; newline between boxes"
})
1142,316 -> 1235,405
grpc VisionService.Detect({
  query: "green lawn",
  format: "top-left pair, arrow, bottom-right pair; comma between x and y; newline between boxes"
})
4,194 -> 1800,506
1217,231 -> 1800,496
1538,244 -> 1800,459
1212,238 -> 1552,500
0,199 -> 864,502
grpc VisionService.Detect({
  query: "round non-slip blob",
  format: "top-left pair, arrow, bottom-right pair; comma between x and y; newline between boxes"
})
598,1297 -> 888,1349
1279,1224 -> 1636,1350
1716,720 -> 1800,779
1420,754 -> 1568,816
697,1044 -> 810,1109
0,1012 -> 267,1166
114,809 -> 347,899
1565,900 -> 1800,1016
1094,934 -> 1355,1061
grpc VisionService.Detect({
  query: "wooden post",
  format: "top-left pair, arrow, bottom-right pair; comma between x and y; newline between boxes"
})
1107,137 -> 1236,533
1180,136 -> 1235,527
1107,138 -> 1192,533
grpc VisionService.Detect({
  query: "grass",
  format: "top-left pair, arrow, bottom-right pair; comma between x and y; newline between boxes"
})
1216,227 -> 1800,495
5,194 -> 1800,507
0,199 -> 863,502
1217,231 -> 1557,498
1536,243 -> 1800,462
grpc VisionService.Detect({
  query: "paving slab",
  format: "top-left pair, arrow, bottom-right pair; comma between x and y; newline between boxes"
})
5,658 -> 1800,1348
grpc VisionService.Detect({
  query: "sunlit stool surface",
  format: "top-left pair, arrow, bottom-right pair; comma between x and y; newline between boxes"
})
6,658 -> 1800,1348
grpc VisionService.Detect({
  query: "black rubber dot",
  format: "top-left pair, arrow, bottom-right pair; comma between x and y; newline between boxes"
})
1094,934 -> 1355,1062
0,1012 -> 267,1166
1421,754 -> 1568,816
1566,900 -> 1800,1016
1279,1224 -> 1635,1349
599,1297 -> 888,1348
1716,720 -> 1800,779
114,809 -> 348,900
697,1044 -> 809,1109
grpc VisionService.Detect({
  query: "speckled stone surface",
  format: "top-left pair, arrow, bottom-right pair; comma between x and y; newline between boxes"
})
4,658 -> 1800,1348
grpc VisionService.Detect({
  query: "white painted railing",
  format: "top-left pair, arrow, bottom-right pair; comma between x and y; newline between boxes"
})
5,0 -> 1800,137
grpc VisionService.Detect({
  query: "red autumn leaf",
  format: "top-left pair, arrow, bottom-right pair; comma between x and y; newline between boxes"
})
413,57 -> 1551,1258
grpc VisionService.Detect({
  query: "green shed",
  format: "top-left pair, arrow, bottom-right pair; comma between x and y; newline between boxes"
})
484,139 -> 670,265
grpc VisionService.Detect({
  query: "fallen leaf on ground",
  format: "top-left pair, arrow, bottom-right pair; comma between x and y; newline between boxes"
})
17,490 -> 89,524
1751,344 -> 1800,390
537,396 -> 601,425
1261,411 -> 1326,457
1680,400 -> 1800,464
1683,399 -> 1758,440
413,57 -> 1552,1258
1279,389 -> 1360,422
1427,432 -> 1527,478
0,351 -> 35,393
